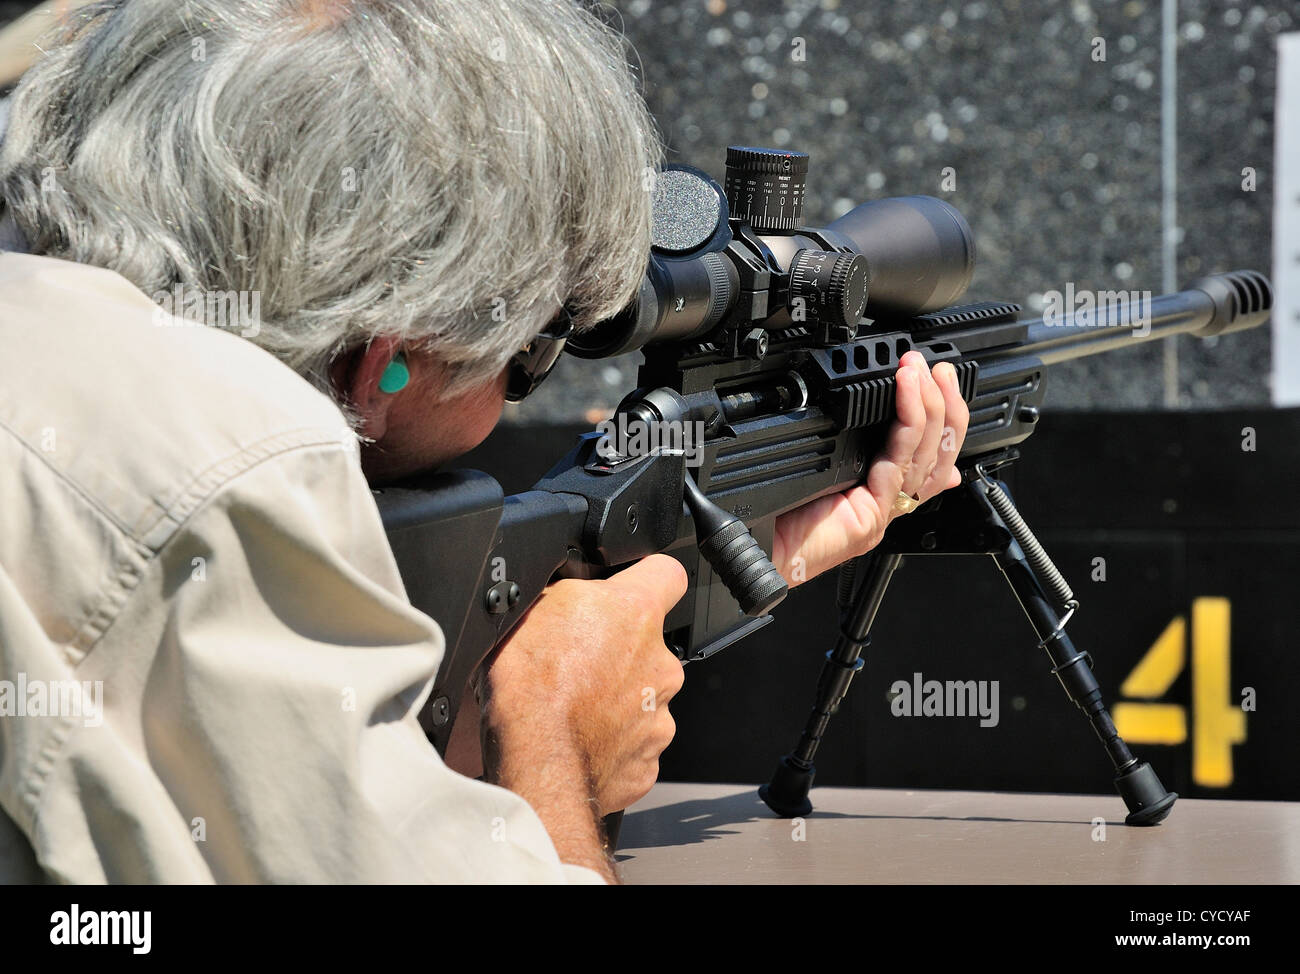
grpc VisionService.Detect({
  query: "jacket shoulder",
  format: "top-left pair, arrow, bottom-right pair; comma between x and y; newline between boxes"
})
0,253 -> 354,547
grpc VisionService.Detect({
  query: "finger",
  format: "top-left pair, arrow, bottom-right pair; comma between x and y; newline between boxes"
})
887,355 -> 928,468
604,553 -> 689,617
861,362 -> 924,518
657,650 -> 686,704
835,483 -> 890,554
918,362 -> 970,500
655,711 -> 677,755
906,360 -> 947,496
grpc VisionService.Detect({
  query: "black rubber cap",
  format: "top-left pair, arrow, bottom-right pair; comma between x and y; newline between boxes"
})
1115,761 -> 1178,826
699,519 -> 788,616
759,754 -> 815,818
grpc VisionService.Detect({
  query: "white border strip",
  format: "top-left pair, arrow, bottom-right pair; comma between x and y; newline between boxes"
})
1274,33 -> 1300,406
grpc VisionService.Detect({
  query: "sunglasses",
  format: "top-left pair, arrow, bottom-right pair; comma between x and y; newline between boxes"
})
505,308 -> 574,403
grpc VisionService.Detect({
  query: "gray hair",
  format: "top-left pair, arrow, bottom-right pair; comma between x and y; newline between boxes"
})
0,0 -> 660,399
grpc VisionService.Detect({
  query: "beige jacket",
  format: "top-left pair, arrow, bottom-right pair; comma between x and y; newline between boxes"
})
0,252 -> 602,883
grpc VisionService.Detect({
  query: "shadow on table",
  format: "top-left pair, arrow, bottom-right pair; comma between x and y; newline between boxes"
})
617,786 -> 1093,854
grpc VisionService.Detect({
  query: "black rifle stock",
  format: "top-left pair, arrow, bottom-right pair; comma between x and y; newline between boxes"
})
375,147 -> 1272,827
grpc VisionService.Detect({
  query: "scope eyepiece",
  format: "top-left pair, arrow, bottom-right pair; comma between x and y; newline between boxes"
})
566,249 -> 739,359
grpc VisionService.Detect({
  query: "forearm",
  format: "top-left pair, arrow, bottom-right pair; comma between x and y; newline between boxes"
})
489,738 -> 616,883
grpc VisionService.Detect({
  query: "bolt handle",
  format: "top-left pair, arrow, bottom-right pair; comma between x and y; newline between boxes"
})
683,476 -> 788,616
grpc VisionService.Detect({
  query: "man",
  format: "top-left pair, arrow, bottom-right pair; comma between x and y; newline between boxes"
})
0,0 -> 968,883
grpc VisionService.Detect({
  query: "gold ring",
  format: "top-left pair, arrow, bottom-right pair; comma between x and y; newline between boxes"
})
891,491 -> 921,515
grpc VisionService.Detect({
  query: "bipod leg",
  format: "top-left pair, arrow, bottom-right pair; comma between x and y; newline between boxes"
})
974,465 -> 1177,825
759,550 -> 902,817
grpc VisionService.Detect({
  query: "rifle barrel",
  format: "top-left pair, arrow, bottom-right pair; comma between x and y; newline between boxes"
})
976,271 -> 1271,367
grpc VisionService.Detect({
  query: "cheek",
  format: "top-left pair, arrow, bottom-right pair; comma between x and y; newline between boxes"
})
446,371 -> 507,454
465,389 -> 505,447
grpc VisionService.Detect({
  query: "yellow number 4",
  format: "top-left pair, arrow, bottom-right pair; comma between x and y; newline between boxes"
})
1112,597 -> 1246,787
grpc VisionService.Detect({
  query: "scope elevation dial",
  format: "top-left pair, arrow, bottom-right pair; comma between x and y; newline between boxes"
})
724,146 -> 808,233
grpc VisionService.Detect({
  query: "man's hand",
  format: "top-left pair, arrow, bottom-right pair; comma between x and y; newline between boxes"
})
772,351 -> 970,586
477,554 -> 687,880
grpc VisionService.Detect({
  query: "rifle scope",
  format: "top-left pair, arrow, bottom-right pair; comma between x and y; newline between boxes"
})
567,146 -> 976,359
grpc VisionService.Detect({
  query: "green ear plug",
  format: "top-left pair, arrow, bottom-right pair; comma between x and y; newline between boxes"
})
379,352 -> 409,394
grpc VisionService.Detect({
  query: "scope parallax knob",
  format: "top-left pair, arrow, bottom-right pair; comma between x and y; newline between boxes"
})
723,146 -> 808,233
788,249 -> 870,332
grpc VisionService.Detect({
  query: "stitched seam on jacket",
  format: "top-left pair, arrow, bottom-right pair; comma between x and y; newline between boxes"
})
58,426 -> 357,661
129,419 -> 352,542
0,416 -> 350,542
8,433 -> 358,841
